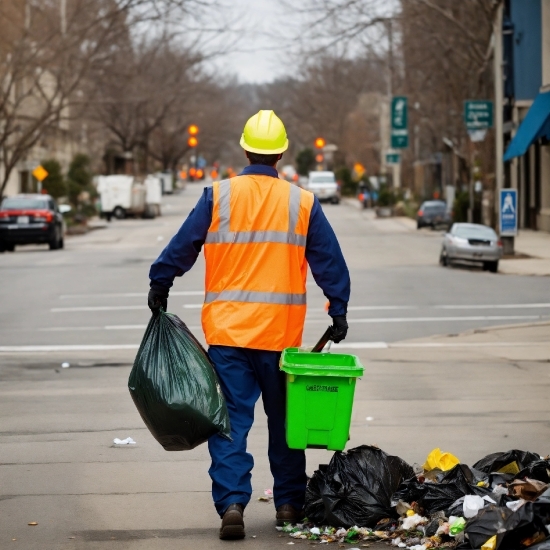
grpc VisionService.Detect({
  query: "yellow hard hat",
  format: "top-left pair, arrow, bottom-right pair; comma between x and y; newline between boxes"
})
240,110 -> 289,154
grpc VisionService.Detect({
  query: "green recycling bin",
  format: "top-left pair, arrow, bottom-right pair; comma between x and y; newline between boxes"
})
280,348 -> 364,451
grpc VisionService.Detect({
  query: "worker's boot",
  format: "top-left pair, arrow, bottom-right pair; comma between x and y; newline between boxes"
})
219,504 -> 245,540
276,504 -> 305,526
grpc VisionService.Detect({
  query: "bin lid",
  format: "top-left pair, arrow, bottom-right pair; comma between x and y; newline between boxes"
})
280,348 -> 364,378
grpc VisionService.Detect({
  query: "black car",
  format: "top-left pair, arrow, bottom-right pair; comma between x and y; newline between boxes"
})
417,200 -> 452,229
0,194 -> 65,252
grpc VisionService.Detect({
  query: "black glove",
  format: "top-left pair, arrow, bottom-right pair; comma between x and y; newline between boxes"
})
329,315 -> 348,343
148,285 -> 169,314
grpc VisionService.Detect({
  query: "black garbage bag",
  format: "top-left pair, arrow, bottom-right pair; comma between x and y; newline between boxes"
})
305,445 -> 415,528
465,501 -> 550,550
473,450 -> 541,475
515,460 -> 550,484
128,311 -> 231,451
392,464 -> 492,515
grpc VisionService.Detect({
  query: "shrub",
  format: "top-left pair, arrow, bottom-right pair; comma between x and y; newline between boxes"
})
41,159 -> 66,198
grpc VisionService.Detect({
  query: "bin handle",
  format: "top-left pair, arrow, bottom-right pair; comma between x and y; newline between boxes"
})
311,326 -> 333,353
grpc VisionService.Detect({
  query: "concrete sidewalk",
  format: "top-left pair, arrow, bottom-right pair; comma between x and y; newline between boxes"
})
500,229 -> 550,276
1,321 -> 549,549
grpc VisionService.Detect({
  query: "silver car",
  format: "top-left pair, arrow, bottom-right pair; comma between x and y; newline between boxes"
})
307,171 -> 340,204
440,223 -> 503,272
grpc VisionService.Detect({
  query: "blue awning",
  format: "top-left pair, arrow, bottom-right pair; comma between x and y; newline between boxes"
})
504,90 -> 550,161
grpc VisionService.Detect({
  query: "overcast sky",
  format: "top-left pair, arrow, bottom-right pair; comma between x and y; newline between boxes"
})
209,0 -> 293,84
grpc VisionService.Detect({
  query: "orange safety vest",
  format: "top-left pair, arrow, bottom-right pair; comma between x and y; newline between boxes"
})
202,174 -> 315,351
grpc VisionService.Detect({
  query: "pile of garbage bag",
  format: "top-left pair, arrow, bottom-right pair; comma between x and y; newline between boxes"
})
286,446 -> 550,549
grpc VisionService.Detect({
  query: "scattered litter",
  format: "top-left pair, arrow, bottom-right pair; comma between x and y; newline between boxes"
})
401,514 -> 426,530
113,437 -> 136,445
27,522 -> 38,526
481,535 -> 497,550
463,494 -> 496,518
509,477 -> 549,501
423,447 -> 460,472
506,498 -> 526,511
449,516 -> 466,536
61,362 -> 70,368
366,417 -> 374,421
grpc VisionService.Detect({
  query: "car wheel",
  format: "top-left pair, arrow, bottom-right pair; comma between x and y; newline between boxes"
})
113,206 -> 126,220
488,261 -> 498,273
49,228 -> 60,250
439,248 -> 449,267
6,243 -> 15,252
59,236 -> 64,249
331,197 -> 340,205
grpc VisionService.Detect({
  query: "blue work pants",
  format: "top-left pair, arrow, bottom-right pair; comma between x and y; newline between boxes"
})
207,345 -> 307,516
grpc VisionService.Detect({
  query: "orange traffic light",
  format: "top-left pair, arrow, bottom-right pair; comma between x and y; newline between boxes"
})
188,136 -> 198,147
188,124 -> 199,135
196,168 -> 204,179
315,154 -> 324,163
314,137 -> 325,149
189,167 -> 197,177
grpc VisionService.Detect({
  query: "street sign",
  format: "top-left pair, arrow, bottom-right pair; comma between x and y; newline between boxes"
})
499,189 -> 518,236
391,96 -> 409,148
32,165 -> 48,182
464,100 -> 493,130
386,152 -> 400,164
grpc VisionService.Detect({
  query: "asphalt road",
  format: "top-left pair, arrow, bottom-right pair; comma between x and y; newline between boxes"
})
1,182 -> 549,352
1,182 -> 550,550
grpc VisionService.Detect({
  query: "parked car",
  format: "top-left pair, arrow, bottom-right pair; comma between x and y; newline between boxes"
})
440,223 -> 502,272
0,194 -> 65,252
306,171 -> 340,204
417,200 -> 452,229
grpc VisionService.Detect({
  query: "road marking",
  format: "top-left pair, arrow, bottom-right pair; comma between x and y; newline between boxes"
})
40,324 -> 201,331
347,305 -> 417,311
183,304 -> 203,309
52,305 -> 147,312
333,341 -> 549,350
308,315 -> 546,324
1,340 -> 546,354
59,291 -> 204,299
0,344 -> 140,353
434,303 -> 550,309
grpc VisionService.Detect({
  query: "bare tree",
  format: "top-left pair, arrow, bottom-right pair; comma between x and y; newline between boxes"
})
0,0 -> 233,196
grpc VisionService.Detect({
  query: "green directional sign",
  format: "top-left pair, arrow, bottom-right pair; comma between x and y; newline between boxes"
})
464,100 -> 493,130
386,152 -> 400,164
391,96 -> 408,148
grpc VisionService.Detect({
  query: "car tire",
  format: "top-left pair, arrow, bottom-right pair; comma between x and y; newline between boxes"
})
113,206 -> 126,220
59,236 -> 64,249
6,243 -> 15,252
439,248 -> 449,267
49,228 -> 61,250
488,261 -> 498,273
331,197 -> 340,205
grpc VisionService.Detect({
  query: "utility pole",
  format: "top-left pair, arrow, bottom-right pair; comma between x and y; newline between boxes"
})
60,0 -> 67,35
494,3 -> 513,253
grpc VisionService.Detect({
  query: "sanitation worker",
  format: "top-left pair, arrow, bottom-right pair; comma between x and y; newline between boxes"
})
148,110 -> 350,540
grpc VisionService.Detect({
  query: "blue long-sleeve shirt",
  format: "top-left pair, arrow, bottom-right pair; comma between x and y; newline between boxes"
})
149,165 -> 350,316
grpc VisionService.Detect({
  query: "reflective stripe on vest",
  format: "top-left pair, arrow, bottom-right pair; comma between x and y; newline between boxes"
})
205,178 -> 306,247
205,289 -> 307,306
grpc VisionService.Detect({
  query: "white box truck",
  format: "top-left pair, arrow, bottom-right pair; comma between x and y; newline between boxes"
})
98,175 -> 157,221
156,172 -> 173,194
